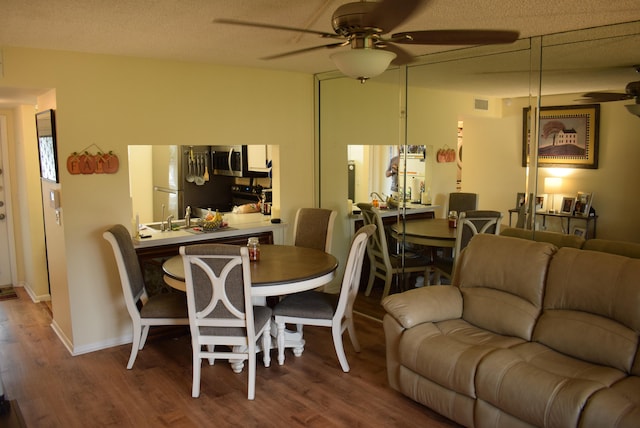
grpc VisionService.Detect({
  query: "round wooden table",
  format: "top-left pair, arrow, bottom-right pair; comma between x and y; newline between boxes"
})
162,244 -> 339,296
390,218 -> 457,247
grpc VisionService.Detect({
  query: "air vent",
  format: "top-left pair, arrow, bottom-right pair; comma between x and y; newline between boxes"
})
474,98 -> 489,110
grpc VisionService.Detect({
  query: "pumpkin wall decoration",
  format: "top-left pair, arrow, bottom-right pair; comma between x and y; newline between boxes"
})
66,146 -> 119,175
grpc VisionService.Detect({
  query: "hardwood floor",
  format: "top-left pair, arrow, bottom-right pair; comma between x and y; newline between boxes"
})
0,288 -> 459,427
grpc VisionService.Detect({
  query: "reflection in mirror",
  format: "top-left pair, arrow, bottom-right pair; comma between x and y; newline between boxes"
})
348,145 -> 431,206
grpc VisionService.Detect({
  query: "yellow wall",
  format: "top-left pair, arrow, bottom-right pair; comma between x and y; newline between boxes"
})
2,47 -> 315,353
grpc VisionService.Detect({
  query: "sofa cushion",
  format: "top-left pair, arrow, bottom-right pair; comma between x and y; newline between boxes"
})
399,319 -> 525,398
535,247 -> 640,373
476,342 -> 626,427
501,226 -> 585,248
454,234 -> 556,340
582,238 -> 640,259
581,376 -> 640,428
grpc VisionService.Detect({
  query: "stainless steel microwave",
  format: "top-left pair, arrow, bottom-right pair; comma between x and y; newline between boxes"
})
211,145 -> 268,178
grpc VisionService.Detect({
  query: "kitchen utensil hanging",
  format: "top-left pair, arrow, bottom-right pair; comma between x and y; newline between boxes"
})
195,154 -> 205,185
186,148 -> 195,182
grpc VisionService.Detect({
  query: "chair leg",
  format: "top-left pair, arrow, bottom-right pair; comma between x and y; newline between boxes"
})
262,329 -> 271,368
346,317 -> 361,353
381,271 -> 393,300
207,345 -> 215,365
364,262 -> 375,296
247,347 -> 256,400
192,354 -> 201,398
139,324 -> 150,350
332,325 -> 350,372
276,321 -> 286,365
127,322 -> 143,369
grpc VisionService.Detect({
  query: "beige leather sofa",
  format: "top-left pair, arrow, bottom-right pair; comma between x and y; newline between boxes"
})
382,234 -> 640,427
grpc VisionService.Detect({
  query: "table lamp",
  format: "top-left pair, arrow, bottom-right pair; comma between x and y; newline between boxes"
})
544,177 -> 562,213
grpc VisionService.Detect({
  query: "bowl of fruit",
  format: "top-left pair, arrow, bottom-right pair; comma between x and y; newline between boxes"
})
200,210 -> 225,231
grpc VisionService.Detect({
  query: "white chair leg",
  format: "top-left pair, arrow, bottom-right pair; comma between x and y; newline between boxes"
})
192,355 -> 201,398
127,323 -> 142,369
262,329 -> 271,368
139,324 -> 150,350
382,271 -> 393,300
332,325 -> 350,372
346,318 -> 360,352
277,321 -> 286,365
247,348 -> 256,400
364,262 -> 375,296
207,345 -> 215,365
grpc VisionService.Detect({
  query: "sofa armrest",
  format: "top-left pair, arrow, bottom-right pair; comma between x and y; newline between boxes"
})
382,285 -> 463,329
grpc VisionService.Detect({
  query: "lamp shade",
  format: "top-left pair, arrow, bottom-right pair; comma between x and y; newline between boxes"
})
330,49 -> 396,81
544,177 -> 562,194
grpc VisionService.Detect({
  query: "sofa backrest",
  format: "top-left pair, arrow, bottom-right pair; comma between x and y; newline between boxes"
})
534,247 -> 640,374
453,234 -> 556,340
582,238 -> 640,259
500,227 -> 585,249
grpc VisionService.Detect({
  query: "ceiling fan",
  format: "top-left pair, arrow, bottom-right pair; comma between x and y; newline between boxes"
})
577,66 -> 640,117
214,0 -> 519,82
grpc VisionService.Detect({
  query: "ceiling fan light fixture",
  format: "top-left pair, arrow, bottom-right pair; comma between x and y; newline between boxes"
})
330,48 -> 396,82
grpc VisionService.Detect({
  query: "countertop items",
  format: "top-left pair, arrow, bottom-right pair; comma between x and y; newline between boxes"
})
134,212 -> 286,248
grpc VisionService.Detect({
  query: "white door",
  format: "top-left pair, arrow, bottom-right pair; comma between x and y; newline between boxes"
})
0,118 -> 13,286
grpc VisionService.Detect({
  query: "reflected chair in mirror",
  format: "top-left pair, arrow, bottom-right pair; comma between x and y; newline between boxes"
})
448,192 -> 478,216
180,244 -> 272,400
293,208 -> 337,253
103,224 -> 189,369
432,210 -> 503,285
357,203 -> 432,301
272,224 -> 375,372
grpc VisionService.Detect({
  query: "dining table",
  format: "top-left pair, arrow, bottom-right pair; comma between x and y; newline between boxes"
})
162,244 -> 339,369
390,218 -> 457,248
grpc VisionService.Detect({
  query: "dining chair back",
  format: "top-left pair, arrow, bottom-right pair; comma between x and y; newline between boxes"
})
272,224 -> 376,372
432,210 -> 503,284
179,243 -> 272,400
103,224 -> 188,369
357,203 -> 432,300
293,208 -> 337,252
448,192 -> 478,215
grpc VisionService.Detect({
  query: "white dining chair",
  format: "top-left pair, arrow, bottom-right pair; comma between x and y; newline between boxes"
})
432,210 -> 503,284
272,224 -> 375,372
103,224 -> 189,369
180,243 -> 272,400
357,203 -> 432,300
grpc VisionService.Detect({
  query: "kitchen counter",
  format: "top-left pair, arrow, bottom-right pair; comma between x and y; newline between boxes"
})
350,203 -> 439,220
134,212 -> 286,249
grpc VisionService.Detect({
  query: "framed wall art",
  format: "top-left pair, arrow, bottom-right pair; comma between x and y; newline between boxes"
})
522,104 -> 600,169
535,195 -> 546,212
36,109 -> 59,183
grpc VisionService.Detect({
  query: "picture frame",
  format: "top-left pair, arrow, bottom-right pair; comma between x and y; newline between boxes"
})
560,196 -> 576,214
35,109 -> 59,183
522,104 -> 600,169
535,195 -> 546,212
572,226 -> 586,238
515,192 -> 526,209
574,192 -> 593,216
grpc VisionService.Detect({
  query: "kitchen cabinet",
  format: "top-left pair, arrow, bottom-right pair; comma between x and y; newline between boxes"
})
247,145 -> 270,173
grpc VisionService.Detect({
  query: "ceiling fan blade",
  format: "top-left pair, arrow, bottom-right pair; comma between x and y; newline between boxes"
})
366,0 -> 428,34
262,43 -> 346,60
382,44 -> 415,66
214,18 -> 339,39
393,29 -> 519,45
578,92 -> 632,102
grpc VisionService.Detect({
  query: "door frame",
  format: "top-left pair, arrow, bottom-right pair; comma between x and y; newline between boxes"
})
0,115 -> 18,287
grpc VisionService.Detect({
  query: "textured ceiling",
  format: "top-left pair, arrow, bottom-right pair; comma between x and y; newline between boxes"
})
1,0 -> 640,103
